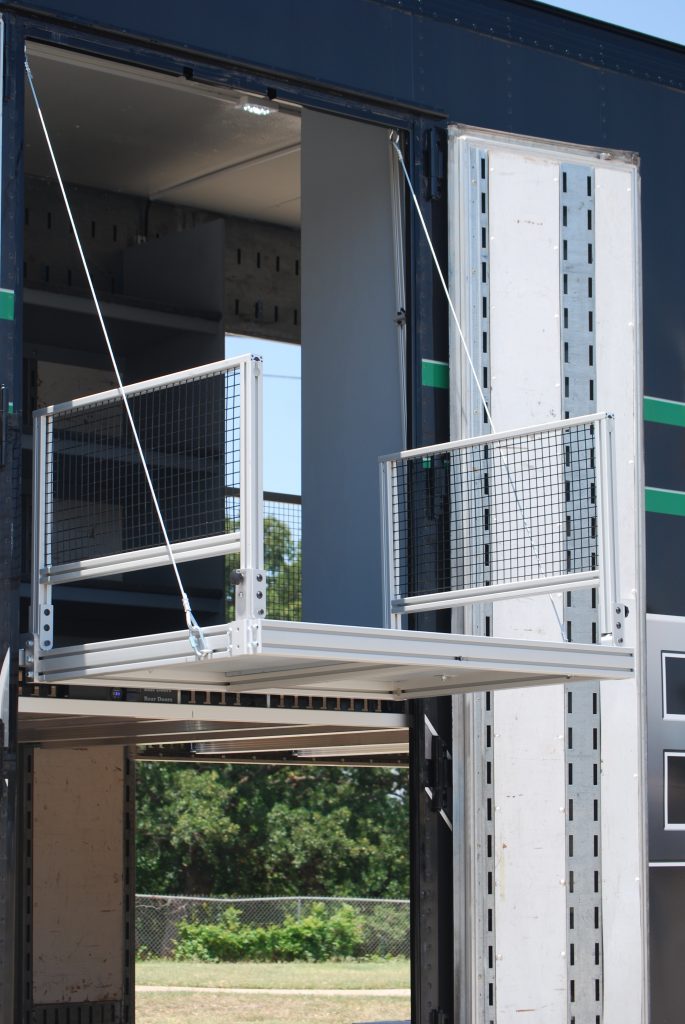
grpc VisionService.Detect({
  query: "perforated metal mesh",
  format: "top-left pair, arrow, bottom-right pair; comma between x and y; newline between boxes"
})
389,421 -> 598,602
225,492 -> 301,622
264,495 -> 302,621
43,366 -> 240,567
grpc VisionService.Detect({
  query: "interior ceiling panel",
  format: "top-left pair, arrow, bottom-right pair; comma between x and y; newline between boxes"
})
158,147 -> 302,224
24,44 -> 301,227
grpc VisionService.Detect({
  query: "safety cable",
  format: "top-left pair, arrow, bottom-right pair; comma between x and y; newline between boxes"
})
25,53 -> 210,659
390,132 -> 566,641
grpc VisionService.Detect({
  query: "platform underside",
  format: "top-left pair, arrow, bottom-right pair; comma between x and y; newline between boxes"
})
17,693 -> 411,763
27,618 -> 635,701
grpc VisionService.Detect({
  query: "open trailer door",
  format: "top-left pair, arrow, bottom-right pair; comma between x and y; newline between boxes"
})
447,127 -> 646,1024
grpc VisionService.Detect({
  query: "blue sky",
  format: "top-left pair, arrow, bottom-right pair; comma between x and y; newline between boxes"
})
226,335 -> 301,496
545,0 -> 685,45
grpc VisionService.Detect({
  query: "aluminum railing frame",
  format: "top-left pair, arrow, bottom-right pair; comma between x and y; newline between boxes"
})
30,354 -> 265,654
28,361 -> 626,681
380,412 -> 624,644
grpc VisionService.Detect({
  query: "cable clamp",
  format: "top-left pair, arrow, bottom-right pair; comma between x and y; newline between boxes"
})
182,595 -> 210,660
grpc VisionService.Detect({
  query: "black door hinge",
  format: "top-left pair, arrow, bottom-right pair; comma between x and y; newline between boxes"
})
426,731 -> 452,822
423,127 -> 446,201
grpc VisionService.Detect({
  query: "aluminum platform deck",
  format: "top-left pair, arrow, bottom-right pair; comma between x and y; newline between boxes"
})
25,618 -> 635,701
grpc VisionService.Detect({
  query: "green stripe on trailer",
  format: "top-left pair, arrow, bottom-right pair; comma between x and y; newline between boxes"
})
0,289 -> 14,321
646,487 -> 685,518
421,359 -> 449,389
644,396 -> 685,429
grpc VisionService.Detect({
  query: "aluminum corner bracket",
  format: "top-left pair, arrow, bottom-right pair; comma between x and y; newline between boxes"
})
230,618 -> 263,657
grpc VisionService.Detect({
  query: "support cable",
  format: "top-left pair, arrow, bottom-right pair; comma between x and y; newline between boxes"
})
390,132 -> 565,641
25,54 -> 210,659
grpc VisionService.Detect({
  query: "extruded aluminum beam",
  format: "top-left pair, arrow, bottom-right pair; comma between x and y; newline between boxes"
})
24,618 -> 635,702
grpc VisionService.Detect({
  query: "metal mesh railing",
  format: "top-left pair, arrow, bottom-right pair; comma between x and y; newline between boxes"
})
32,356 -> 265,614
42,364 -> 240,570
382,414 -> 617,618
136,894 -> 410,960
264,494 -> 302,621
225,492 -> 301,622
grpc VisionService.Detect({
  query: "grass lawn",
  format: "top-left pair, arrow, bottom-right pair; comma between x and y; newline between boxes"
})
135,960 -> 411,1024
136,958 -> 410,991
136,989 -> 410,1024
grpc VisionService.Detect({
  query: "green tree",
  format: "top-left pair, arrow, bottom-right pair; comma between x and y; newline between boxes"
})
136,763 -> 241,894
136,763 -> 408,898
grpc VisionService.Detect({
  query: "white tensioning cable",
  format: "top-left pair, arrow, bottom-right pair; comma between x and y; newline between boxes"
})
390,132 -> 565,641
390,132 -> 495,432
25,53 -> 210,659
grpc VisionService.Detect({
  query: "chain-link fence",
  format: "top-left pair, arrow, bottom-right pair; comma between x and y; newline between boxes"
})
136,894 -> 409,959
